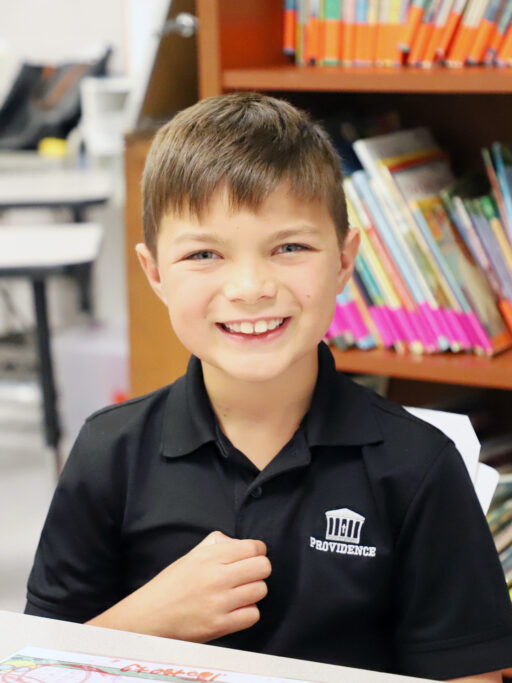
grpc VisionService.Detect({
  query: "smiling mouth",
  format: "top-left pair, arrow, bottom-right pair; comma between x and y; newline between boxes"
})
217,317 -> 290,336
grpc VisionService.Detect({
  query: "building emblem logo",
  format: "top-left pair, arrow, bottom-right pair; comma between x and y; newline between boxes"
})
325,508 -> 364,544
309,508 -> 377,558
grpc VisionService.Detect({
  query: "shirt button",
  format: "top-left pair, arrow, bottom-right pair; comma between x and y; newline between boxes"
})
251,486 -> 262,498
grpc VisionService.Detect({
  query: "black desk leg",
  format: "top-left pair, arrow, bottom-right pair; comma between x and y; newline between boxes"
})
71,206 -> 93,314
32,279 -> 62,475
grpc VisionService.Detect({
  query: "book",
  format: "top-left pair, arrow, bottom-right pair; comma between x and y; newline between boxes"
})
491,142 -> 512,244
345,175 -> 425,352
436,0 -> 468,59
351,169 -> 443,350
495,11 -> 512,63
483,0 -> 512,63
445,0 -> 488,66
467,0 -> 505,63
408,0 -> 445,65
284,0 -> 297,55
422,0 -> 456,65
400,0 -> 434,52
341,0 -> 357,64
482,146 -> 512,243
353,129 -> 468,351
321,0 -> 342,64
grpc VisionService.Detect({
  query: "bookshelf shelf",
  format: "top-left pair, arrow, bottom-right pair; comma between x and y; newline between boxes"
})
331,347 -> 512,390
223,66 -> 512,95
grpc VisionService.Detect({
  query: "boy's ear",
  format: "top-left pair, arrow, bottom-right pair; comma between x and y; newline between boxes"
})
135,243 -> 167,304
336,226 -> 360,295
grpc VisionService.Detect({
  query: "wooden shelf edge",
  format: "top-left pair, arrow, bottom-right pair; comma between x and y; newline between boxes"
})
330,346 -> 512,389
223,66 -> 512,94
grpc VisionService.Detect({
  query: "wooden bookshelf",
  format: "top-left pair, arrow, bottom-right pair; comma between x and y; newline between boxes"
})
223,66 -> 512,95
331,347 -> 512,390
124,0 -> 512,398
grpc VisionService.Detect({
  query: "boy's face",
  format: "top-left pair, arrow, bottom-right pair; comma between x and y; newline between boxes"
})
136,182 -> 359,385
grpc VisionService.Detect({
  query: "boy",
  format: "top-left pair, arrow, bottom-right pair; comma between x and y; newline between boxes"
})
25,93 -> 512,681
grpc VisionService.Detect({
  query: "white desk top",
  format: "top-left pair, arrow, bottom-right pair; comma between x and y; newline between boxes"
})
0,224 -> 103,269
0,168 -> 112,206
0,611 -> 426,683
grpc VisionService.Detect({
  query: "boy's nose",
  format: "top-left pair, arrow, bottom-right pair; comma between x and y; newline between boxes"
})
223,264 -> 277,303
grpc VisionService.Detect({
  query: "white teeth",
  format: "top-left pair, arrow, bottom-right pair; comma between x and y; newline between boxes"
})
223,318 -> 285,335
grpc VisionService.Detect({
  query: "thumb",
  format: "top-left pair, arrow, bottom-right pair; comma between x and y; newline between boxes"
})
199,530 -> 233,546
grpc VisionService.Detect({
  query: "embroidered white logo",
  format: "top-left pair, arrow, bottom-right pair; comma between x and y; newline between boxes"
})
310,508 -> 377,558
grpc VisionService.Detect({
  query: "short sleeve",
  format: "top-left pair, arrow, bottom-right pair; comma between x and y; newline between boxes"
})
24,421 -> 123,622
393,442 -> 512,680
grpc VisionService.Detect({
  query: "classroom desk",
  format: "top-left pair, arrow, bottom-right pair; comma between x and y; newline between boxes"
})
0,610 -> 429,683
0,167 -> 111,222
0,224 -> 103,472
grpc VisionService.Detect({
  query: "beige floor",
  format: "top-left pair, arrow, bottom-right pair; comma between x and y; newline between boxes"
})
0,379 -> 64,613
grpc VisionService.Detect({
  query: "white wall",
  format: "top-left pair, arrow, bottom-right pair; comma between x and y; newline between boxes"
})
0,0 -> 128,100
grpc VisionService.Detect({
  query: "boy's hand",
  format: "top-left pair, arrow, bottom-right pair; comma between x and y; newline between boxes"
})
87,531 -> 271,642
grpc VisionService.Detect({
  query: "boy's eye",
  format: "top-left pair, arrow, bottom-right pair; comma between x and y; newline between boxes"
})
185,250 -> 219,261
276,243 -> 310,254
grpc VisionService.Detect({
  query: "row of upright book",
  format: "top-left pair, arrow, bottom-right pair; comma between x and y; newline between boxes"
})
283,0 -> 512,67
324,124 -> 512,356
487,473 -> 512,598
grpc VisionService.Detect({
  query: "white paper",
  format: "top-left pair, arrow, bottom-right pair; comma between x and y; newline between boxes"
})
404,406 -> 498,513
0,647 -> 314,683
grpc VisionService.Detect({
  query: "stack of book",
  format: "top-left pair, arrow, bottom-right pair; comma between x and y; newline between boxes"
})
283,0 -> 512,67
487,473 -> 512,598
325,127 -> 512,355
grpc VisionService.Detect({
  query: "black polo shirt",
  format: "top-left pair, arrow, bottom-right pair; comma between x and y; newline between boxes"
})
25,342 -> 512,680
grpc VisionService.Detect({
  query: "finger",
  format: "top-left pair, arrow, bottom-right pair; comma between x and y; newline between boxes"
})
222,605 -> 261,637
226,554 -> 272,587
226,580 -> 268,612
215,538 -> 267,564
196,531 -> 233,547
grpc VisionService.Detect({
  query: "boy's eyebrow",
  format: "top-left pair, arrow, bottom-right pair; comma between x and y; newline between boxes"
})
172,225 -> 322,246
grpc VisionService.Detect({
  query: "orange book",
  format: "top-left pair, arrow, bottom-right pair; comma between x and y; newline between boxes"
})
322,0 -> 342,64
341,0 -> 356,63
436,0 -> 467,59
446,0 -> 486,65
484,0 -> 512,62
467,0 -> 504,63
422,0 -> 455,65
496,19 -> 512,63
283,0 -> 297,55
400,0 -> 432,52
376,0 -> 404,65
305,0 -> 321,63
408,0 -> 443,64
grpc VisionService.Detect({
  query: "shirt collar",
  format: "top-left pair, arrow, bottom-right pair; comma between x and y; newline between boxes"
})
161,341 -> 383,459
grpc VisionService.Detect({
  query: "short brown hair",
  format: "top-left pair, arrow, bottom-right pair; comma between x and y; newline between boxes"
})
142,92 -> 348,256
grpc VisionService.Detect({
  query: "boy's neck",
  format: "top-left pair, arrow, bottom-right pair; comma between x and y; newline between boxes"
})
201,348 -> 318,436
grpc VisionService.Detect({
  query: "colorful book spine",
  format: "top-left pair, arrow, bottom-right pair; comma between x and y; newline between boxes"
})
492,142 -> 512,244
496,19 -> 512,64
284,0 -> 298,55
436,0 -> 468,59
351,170 -> 442,350
400,0 -> 433,52
350,274 -> 384,347
422,0 -> 456,65
483,0 -> 512,62
344,176 -> 425,352
446,0 -> 487,66
305,0 -> 321,63
341,0 -> 357,64
322,0 -> 342,63
354,0 -> 370,64
482,147 -> 512,243
408,0 -> 444,65
339,287 -> 377,348
467,0 -> 504,63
